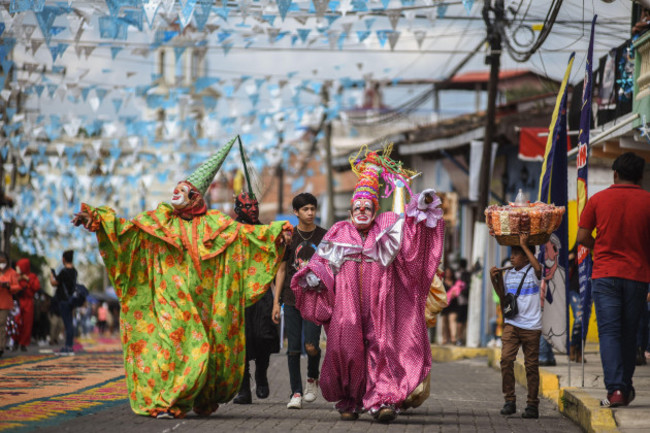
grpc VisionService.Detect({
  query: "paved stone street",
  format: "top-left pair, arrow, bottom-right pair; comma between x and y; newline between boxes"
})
27,356 -> 580,433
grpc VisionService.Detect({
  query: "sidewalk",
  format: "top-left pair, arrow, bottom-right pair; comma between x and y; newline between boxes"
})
431,343 -> 650,433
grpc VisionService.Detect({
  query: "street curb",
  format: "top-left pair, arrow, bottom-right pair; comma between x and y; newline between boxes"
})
430,344 -> 490,362
486,347 -> 619,433
561,388 -> 619,433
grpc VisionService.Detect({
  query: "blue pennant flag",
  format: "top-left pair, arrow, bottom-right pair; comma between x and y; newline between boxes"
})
357,30 -> 370,43
215,5 -> 230,21
297,28 -> 311,43
35,5 -> 66,45
376,30 -> 390,47
48,43 -> 68,62
276,0 -> 292,21
112,98 -> 123,113
194,0 -> 213,30
577,17 -> 597,342
222,42 -> 234,56
110,46 -> 123,59
10,0 -> 45,13
174,46 -> 186,62
437,4 -> 448,18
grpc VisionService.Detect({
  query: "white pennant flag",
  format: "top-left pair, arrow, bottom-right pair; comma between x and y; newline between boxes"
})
143,0 -> 162,28
88,95 -> 100,112
55,143 -> 66,158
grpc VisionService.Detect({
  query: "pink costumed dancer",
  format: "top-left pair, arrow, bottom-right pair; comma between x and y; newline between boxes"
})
291,146 -> 444,422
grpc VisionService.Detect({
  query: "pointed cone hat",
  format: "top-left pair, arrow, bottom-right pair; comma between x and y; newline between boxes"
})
185,136 -> 237,196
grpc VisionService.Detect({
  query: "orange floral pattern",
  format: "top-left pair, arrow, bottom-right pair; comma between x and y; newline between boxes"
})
84,203 -> 286,417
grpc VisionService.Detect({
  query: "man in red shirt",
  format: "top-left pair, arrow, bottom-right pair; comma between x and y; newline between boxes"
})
577,152 -> 650,408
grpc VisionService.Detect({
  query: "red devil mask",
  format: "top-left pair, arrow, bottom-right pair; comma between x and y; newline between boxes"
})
234,192 -> 260,224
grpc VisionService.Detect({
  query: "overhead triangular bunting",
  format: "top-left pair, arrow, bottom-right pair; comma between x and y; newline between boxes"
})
143,0 -> 161,29
276,0 -> 292,21
413,29 -> 426,49
387,31 -> 400,51
386,10 -> 400,30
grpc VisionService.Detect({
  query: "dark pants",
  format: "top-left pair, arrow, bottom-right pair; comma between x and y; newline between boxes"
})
637,303 -> 649,353
242,349 -> 271,387
592,278 -> 647,395
501,324 -> 541,407
284,305 -> 321,395
58,300 -> 74,349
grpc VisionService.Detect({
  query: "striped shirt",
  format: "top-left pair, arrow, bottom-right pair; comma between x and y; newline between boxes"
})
503,264 -> 542,330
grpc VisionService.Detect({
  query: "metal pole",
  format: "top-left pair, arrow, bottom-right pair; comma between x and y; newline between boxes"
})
322,86 -> 335,228
477,0 -> 504,222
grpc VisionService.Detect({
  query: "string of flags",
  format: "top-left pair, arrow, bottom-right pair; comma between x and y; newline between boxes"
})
0,0 -> 477,263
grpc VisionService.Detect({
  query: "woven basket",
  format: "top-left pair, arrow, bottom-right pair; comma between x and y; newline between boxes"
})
494,232 -> 551,246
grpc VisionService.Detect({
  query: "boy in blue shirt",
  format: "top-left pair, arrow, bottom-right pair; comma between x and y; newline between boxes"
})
490,233 -> 542,419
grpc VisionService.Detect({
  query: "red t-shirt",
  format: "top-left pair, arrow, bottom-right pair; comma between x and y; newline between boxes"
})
579,184 -> 650,282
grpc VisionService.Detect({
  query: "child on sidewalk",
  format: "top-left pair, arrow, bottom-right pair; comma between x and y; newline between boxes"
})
490,233 -> 542,419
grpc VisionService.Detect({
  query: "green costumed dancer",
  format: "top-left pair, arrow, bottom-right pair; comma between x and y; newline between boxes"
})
72,136 -> 292,419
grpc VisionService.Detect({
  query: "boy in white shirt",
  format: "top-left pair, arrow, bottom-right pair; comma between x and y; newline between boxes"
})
490,233 -> 542,419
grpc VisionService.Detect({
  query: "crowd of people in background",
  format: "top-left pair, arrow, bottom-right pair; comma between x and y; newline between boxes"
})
1,250 -> 120,358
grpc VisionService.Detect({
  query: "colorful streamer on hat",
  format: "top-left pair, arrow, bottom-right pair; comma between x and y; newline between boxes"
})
349,144 -> 416,209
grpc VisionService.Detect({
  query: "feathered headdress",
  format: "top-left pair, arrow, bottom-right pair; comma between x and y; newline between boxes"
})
349,143 -> 416,210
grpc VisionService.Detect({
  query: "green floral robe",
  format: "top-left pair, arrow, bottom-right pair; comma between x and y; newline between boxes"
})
82,202 -> 288,417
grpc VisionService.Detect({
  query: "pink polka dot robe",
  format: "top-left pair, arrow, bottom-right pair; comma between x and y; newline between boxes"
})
291,192 -> 444,414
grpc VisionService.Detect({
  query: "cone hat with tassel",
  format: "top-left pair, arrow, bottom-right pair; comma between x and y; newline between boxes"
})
185,136 -> 238,196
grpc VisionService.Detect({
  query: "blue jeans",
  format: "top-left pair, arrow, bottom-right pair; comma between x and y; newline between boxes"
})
284,305 -> 321,395
569,291 -> 584,347
592,278 -> 647,395
58,300 -> 74,349
539,334 -> 555,363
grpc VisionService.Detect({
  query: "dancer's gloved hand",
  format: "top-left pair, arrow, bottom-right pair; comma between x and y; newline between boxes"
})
300,271 -> 323,292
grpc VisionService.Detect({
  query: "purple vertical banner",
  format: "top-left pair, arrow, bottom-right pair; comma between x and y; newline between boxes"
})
577,16 -> 597,341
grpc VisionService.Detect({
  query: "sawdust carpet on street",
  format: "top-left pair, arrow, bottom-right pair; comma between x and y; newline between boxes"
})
27,356 -> 580,433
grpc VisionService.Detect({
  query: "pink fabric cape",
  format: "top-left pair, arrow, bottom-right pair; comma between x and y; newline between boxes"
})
291,202 -> 444,413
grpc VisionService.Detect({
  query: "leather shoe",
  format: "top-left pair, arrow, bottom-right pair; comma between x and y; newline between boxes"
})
500,401 -> 516,415
376,407 -> 396,422
256,385 -> 269,399
340,411 -> 359,421
521,405 -> 538,419
233,390 -> 252,404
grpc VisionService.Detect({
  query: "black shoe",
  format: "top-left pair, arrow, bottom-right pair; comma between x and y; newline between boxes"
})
521,405 -> 539,419
256,385 -> 269,399
539,360 -> 556,367
20,345 -> 27,352
0,350 -> 3,358
233,390 -> 252,404
636,348 -> 647,366
500,402 -> 516,415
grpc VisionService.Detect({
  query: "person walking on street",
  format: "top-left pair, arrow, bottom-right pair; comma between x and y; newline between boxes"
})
291,148 -> 444,422
0,252 -> 21,358
272,193 -> 327,410
577,152 -> 650,408
16,258 -> 41,351
490,234 -> 543,419
49,250 -> 78,356
71,138 -> 291,419
232,192 -> 280,404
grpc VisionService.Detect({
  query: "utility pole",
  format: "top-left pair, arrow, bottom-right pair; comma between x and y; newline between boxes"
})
322,85 -> 335,228
276,132 -> 284,215
477,0 -> 504,223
